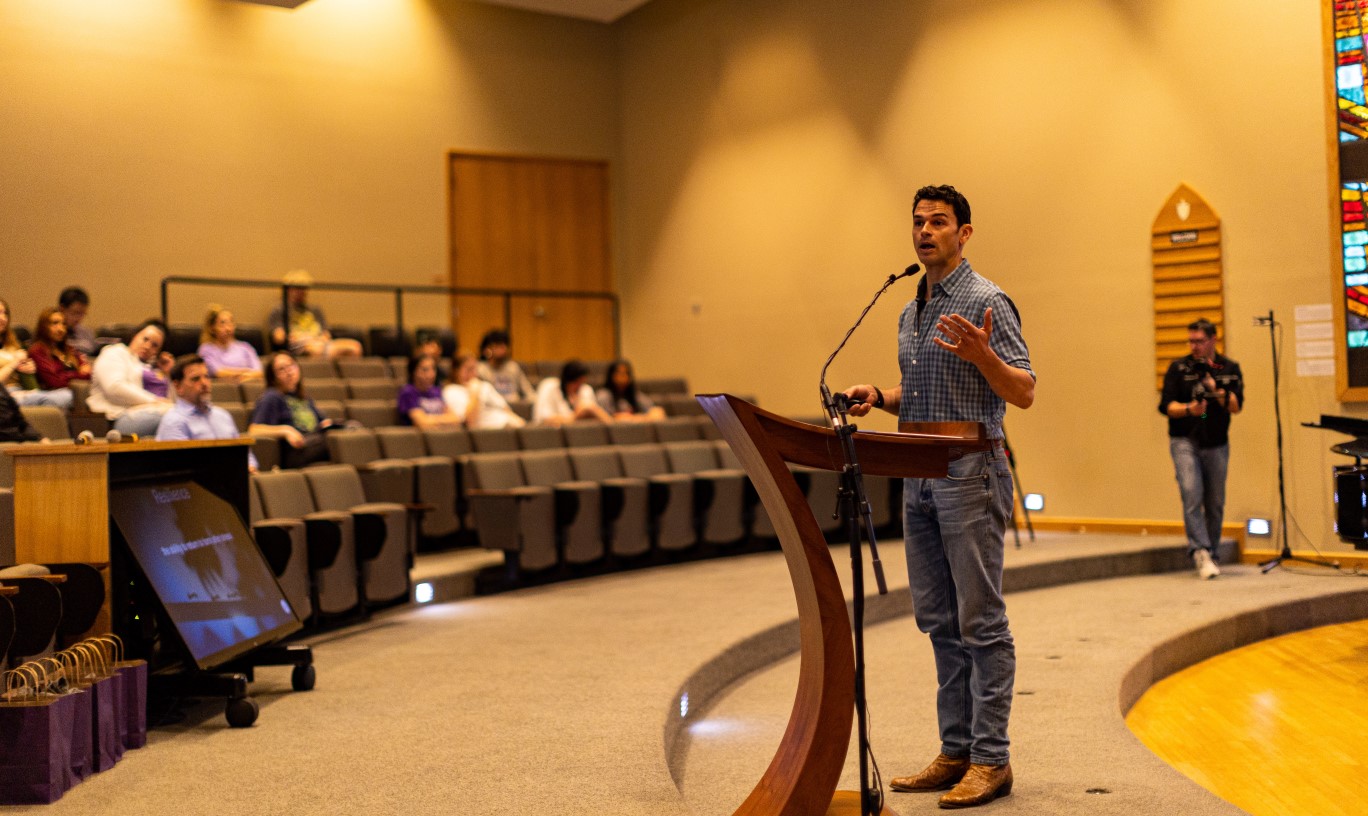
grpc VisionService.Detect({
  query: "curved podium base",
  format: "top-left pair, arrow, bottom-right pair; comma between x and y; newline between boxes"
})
828,790 -> 899,815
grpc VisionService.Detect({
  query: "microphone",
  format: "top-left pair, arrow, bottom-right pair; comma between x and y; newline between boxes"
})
76,430 -> 94,445
818,263 -> 919,425
105,429 -> 123,444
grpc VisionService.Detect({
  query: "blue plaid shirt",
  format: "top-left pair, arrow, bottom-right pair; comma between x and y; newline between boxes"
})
897,259 -> 1033,440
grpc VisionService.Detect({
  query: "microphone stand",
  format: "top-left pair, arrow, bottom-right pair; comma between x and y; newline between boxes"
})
818,264 -> 916,816
1255,310 -> 1338,572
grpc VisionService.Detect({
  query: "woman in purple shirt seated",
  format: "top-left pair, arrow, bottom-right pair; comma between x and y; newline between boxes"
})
248,351 -> 334,468
398,355 -> 463,430
197,306 -> 263,382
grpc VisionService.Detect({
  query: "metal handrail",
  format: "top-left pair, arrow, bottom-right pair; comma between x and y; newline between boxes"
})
159,275 -> 620,356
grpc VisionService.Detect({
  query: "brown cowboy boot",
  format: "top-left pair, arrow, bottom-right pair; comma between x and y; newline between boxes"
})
888,754 -> 971,792
938,762 -> 1013,808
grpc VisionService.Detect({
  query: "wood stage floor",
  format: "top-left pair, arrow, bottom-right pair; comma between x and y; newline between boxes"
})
1127,618 -> 1368,816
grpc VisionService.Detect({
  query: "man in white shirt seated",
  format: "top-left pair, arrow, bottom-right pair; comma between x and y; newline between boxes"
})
156,355 -> 257,471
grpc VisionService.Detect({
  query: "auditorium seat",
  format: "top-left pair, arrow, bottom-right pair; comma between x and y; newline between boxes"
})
248,478 -> 312,623
658,394 -> 706,417
614,444 -> 697,554
306,379 -> 349,402
714,440 -> 775,539
344,399 -> 399,428
607,422 -> 655,446
297,359 -> 337,380
18,405 -> 68,441
304,465 -> 410,607
518,449 -> 604,566
654,417 -> 702,443
663,440 -> 746,546
637,377 -> 688,396
420,427 -> 473,460
252,470 -> 360,618
239,378 -> 265,406
562,423 -> 610,447
346,378 -> 399,401
697,415 -> 723,440
508,400 -> 534,422
40,562 -> 105,649
210,380 -> 242,405
165,324 -> 200,357
517,425 -> 563,450
0,573 -> 62,664
69,379 -> 91,413
314,399 -> 347,423
336,357 -> 392,380
324,430 -> 419,509
237,324 -> 267,355
469,427 -> 519,453
566,446 -> 651,559
464,452 -> 558,574
219,403 -> 249,432
367,327 -> 411,359
372,427 -> 461,541
328,324 -> 368,355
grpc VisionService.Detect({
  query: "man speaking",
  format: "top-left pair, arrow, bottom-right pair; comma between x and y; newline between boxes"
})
844,185 -> 1034,808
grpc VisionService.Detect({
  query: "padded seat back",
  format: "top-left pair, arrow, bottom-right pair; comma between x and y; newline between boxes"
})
422,427 -> 472,458
237,325 -> 267,354
617,444 -> 671,478
165,324 -> 200,357
314,399 -> 346,422
517,426 -> 563,450
303,464 -> 369,510
520,449 -> 576,486
608,422 -> 656,446
566,446 -> 623,481
345,399 -> 399,428
253,470 -> 318,518
297,359 -> 336,380
336,357 -> 392,380
239,378 -> 265,405
374,427 -> 427,460
18,406 -> 68,441
347,378 -> 399,401
654,418 -> 702,442
467,452 -> 525,490
663,440 -> 721,474
327,429 -> 385,466
221,403 -> 249,433
210,381 -> 242,405
307,379 -> 349,401
469,427 -> 519,453
562,423 -> 610,447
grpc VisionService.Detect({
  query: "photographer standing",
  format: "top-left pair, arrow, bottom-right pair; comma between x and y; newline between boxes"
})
1160,318 -> 1243,579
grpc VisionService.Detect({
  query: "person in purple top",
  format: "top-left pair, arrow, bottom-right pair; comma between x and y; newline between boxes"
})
398,355 -> 463,430
198,305 -> 263,382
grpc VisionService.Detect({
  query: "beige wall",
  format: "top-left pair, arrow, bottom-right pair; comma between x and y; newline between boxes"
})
616,0 -> 1361,551
0,0 -> 616,343
2,0 -> 1361,551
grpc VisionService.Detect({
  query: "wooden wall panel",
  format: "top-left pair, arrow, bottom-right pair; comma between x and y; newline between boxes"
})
448,153 -> 614,361
1152,185 -> 1225,389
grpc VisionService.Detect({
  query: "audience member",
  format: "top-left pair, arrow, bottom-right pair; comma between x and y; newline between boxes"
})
0,386 -> 44,442
476,329 -> 535,402
198,305 -> 263,382
443,353 -> 526,429
399,355 -> 464,429
156,355 -> 257,471
597,359 -> 666,422
87,319 -> 173,437
267,269 -> 363,359
25,307 -> 89,411
59,286 -> 95,356
248,352 -> 335,469
2,298 -> 69,411
533,359 -> 613,426
416,331 -> 451,382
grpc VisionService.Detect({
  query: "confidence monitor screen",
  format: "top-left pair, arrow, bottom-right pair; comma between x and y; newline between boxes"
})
110,479 -> 302,670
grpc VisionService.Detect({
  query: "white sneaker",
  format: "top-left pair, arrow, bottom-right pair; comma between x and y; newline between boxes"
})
1193,549 -> 1220,580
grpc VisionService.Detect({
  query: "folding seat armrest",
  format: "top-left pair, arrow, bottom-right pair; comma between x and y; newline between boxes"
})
596,477 -> 641,522
467,486 -> 552,552
302,510 -> 351,570
551,480 -> 598,526
251,519 -> 298,577
349,512 -> 388,562
645,473 -> 691,517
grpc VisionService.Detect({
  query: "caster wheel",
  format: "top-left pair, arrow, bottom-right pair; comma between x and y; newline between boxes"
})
225,696 -> 259,728
291,663 -> 316,692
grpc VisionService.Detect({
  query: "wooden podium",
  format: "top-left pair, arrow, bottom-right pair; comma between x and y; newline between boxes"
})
696,395 -> 988,816
6,438 -> 252,640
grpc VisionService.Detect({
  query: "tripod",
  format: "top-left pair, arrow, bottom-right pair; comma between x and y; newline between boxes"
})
1255,310 -> 1338,573
1002,430 -> 1034,549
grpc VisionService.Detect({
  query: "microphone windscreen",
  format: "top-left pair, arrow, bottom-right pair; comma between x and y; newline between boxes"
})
76,430 -> 94,444
105,429 -> 123,443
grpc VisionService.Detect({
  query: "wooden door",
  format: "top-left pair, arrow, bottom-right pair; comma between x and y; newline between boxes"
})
448,153 -> 616,362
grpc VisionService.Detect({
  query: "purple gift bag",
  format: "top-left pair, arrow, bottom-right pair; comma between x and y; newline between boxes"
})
115,660 -> 148,749
0,664 -> 78,805
67,642 -> 123,772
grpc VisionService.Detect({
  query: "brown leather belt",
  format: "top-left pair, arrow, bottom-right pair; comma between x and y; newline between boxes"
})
947,439 -> 1002,462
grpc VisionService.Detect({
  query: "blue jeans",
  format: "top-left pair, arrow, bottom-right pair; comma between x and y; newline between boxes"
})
9,386 -> 73,412
1169,437 -> 1228,557
903,447 -> 1015,766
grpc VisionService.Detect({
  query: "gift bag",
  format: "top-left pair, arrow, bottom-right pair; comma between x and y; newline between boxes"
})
67,642 -> 123,772
47,654 -> 94,785
0,663 -> 78,805
100,635 -> 148,750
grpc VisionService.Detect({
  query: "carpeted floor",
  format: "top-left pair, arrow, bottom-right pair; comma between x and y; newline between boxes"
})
14,532 -> 1366,815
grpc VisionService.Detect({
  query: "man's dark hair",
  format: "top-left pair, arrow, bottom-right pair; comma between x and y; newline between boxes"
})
58,287 -> 90,309
913,184 -> 972,227
1188,318 -> 1217,338
479,329 -> 511,354
170,355 -> 206,383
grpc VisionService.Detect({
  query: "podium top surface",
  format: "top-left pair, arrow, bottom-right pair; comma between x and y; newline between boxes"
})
3,438 -> 253,458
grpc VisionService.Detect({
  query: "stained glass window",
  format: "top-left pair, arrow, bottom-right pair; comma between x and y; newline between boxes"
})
1334,2 -> 1368,374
